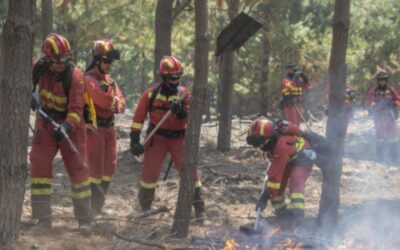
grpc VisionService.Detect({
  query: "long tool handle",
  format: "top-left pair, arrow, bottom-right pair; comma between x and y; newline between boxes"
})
254,161 -> 271,231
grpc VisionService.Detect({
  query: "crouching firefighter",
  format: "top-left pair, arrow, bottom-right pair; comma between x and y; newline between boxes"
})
246,118 -> 317,220
29,33 -> 92,232
129,56 -> 205,222
85,39 -> 126,215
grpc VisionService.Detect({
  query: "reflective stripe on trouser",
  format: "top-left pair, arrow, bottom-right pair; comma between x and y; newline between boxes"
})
72,180 -> 92,223
87,126 -> 117,187
31,178 -> 52,220
87,126 -> 116,214
271,196 -> 286,211
29,120 -> 90,222
287,166 -> 311,218
287,193 -> 305,217
283,104 -> 302,126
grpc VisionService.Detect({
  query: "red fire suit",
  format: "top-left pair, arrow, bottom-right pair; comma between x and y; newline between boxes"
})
281,75 -> 310,126
265,125 -> 312,217
131,85 -> 201,188
29,62 -> 91,223
368,85 -> 400,161
85,68 -> 125,213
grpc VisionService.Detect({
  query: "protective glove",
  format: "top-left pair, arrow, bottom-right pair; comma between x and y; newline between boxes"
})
131,143 -> 144,156
130,131 -> 144,156
246,135 -> 266,148
255,191 -> 269,211
53,122 -> 72,141
31,97 -> 38,111
302,149 -> 317,161
171,100 -> 183,114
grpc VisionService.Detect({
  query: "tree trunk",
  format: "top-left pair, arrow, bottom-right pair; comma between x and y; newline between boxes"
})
153,0 -> 173,82
41,0 -> 52,41
171,0 -> 209,238
0,0 -> 34,248
216,0 -> 239,152
317,0 -> 350,237
258,7 -> 271,115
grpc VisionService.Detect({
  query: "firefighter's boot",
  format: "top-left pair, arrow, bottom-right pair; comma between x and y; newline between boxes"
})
30,218 -> 52,232
91,183 -> 106,216
193,187 -> 206,224
31,192 -> 52,231
138,186 -> 155,211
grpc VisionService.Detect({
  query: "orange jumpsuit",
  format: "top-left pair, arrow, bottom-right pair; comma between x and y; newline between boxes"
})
367,85 -> 400,161
131,84 -> 201,188
85,68 -> 125,213
29,62 -> 91,223
265,125 -> 312,218
281,75 -> 310,126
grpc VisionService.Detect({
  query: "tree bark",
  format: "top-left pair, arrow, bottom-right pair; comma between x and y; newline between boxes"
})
171,0 -> 209,238
317,0 -> 350,237
41,0 -> 52,41
258,6 -> 271,115
0,0 -> 35,248
216,0 -> 239,152
153,0 -> 173,82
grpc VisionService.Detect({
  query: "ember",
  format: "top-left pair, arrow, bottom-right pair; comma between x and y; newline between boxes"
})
223,239 -> 240,250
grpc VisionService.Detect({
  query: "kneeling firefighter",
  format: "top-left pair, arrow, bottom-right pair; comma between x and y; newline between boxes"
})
246,118 -> 317,219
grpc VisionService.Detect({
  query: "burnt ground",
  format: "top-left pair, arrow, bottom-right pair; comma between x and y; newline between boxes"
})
15,109 -> 400,249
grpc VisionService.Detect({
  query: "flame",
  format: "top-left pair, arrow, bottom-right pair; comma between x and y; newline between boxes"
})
223,239 -> 240,250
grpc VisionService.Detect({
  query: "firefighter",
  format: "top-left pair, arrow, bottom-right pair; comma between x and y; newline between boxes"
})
129,56 -> 205,221
344,85 -> 358,135
84,39 -> 126,215
246,118 -> 316,219
280,64 -> 310,126
29,33 -> 91,232
368,71 -> 400,163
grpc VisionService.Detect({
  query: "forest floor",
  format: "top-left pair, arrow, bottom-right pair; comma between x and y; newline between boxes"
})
15,109 -> 400,250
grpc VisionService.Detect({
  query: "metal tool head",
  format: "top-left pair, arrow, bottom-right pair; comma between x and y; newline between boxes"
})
215,12 -> 263,57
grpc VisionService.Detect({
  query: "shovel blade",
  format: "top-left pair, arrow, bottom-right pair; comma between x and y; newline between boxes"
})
215,12 -> 263,56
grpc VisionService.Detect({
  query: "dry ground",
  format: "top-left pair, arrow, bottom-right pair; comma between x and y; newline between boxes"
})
15,109 -> 400,249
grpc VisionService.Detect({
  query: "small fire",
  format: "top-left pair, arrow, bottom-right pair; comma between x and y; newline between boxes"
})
223,239 -> 240,250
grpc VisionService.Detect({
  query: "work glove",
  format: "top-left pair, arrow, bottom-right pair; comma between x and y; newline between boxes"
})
255,191 -> 269,212
130,131 -> 144,156
302,149 -> 317,161
171,100 -> 188,119
53,122 -> 72,141
31,97 -> 38,111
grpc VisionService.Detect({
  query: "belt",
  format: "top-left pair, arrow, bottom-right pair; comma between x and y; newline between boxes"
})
41,107 -> 67,122
149,123 -> 185,138
97,116 -> 115,128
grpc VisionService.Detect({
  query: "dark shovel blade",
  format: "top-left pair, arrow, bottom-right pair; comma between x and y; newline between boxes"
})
239,225 -> 262,235
215,12 -> 263,57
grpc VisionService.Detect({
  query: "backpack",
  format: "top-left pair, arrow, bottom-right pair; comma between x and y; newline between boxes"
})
32,59 -> 93,124
302,130 -> 331,169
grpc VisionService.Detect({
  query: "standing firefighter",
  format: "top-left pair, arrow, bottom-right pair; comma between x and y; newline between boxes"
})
368,71 -> 400,163
29,33 -> 91,232
344,85 -> 358,135
280,64 -> 310,126
246,118 -> 316,220
130,56 -> 205,221
85,39 -> 126,215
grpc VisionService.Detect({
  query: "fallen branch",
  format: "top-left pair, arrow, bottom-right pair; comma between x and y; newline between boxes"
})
127,206 -> 169,220
113,231 -> 168,249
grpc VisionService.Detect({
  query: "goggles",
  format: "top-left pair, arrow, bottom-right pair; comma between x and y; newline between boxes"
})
49,54 -> 71,64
